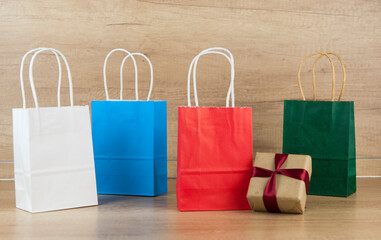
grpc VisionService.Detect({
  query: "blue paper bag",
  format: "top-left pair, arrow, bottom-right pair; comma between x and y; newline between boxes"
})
91,49 -> 167,196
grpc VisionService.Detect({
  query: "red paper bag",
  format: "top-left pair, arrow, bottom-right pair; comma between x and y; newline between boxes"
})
176,48 -> 253,211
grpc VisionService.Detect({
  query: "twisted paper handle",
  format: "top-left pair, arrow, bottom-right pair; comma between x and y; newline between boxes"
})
120,52 -> 153,101
297,52 -> 346,101
20,47 -> 73,109
312,52 -> 346,101
187,47 -> 235,107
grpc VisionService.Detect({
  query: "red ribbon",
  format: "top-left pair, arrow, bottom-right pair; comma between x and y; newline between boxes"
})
251,154 -> 310,213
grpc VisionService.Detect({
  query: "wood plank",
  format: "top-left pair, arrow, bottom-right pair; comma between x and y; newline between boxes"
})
1,1 -> 381,171
357,159 -> 381,177
0,179 -> 381,239
0,162 -> 14,180
3,159 -> 379,180
168,159 -> 381,178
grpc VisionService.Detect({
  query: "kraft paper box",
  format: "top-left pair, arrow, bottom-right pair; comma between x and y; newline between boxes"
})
246,152 -> 312,214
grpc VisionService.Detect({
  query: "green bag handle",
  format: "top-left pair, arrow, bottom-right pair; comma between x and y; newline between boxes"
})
297,52 -> 346,101
313,53 -> 346,101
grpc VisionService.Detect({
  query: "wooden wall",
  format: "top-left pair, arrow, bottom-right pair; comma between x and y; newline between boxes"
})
1,0 -> 381,179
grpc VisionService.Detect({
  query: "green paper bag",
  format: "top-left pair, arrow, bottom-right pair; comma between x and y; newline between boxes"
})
283,52 -> 356,197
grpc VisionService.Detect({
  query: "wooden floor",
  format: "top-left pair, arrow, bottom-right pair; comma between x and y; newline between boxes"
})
0,179 -> 381,240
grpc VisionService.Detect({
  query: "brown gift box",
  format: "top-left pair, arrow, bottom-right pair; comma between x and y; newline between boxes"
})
246,152 -> 312,214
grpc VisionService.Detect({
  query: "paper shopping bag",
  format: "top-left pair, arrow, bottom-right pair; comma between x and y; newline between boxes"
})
13,48 -> 98,213
283,52 -> 356,197
177,48 -> 253,211
92,49 -> 167,196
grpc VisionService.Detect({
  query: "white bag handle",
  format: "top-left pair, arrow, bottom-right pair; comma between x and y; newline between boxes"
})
103,48 -> 138,100
120,53 -> 153,101
20,47 -> 73,109
20,48 -> 61,108
187,47 -> 235,107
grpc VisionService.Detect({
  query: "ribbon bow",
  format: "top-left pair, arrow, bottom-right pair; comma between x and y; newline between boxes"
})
252,153 -> 310,213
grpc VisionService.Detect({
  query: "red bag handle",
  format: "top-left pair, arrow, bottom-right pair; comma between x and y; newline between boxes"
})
187,47 -> 235,107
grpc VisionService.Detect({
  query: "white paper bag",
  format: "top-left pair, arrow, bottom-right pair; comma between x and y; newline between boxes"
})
13,47 -> 98,213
